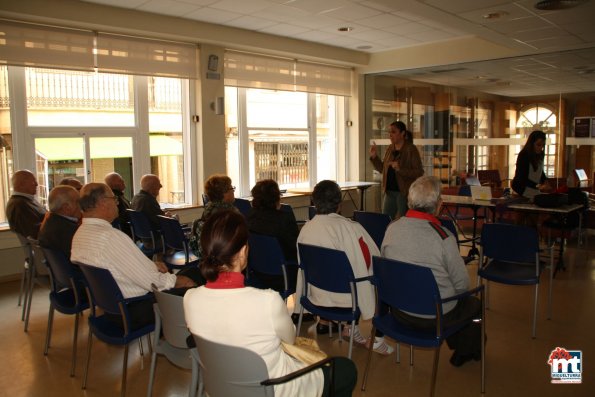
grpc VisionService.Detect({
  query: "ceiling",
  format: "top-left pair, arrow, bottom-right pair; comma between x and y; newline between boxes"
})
78,0 -> 595,96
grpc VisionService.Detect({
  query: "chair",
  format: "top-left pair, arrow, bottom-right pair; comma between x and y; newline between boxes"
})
478,223 -> 552,338
192,334 -> 336,397
147,288 -> 203,397
308,206 -> 316,220
41,246 -> 89,377
233,198 -> 252,217
296,243 -> 371,358
478,169 -> 502,188
157,215 -> 199,271
438,217 -> 474,265
24,237 -> 51,332
15,233 -> 32,317
246,233 -> 297,300
127,209 -> 161,258
361,257 -> 485,396
77,263 -> 155,397
353,210 -> 391,249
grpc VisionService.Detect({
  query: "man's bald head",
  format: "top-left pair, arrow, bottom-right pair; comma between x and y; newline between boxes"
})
48,185 -> 81,218
12,170 -> 38,195
140,174 -> 162,197
105,172 -> 126,192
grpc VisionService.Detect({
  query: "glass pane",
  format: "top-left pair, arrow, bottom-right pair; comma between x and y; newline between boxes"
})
316,94 -> 337,181
148,77 -> 186,205
89,137 -> 133,201
34,137 -> 84,207
0,66 -> 12,224
225,86 -> 240,194
26,68 -> 134,127
246,89 -> 307,129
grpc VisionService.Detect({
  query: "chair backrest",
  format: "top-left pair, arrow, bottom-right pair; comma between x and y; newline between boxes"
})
153,289 -> 191,349
480,223 -> 538,264
280,203 -> 292,213
233,198 -> 252,217
298,243 -> 355,294
458,184 -> 472,197
373,256 -> 441,317
77,263 -> 125,316
248,233 -> 285,277
27,237 -> 49,276
353,211 -> 390,248
478,170 -> 502,187
158,215 -> 186,251
192,334 -> 270,397
202,193 -> 210,206
308,206 -> 316,220
438,217 -> 459,245
15,233 -> 32,261
127,209 -> 154,240
41,246 -> 81,292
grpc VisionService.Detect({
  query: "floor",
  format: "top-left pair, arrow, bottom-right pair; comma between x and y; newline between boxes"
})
0,233 -> 593,397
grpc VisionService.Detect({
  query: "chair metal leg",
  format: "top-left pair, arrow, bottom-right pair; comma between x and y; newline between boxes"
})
547,246 -> 554,320
44,305 -> 55,355
147,349 -> 158,397
70,312 -> 80,377
396,343 -> 400,363
409,345 -> 414,366
481,290 -> 486,394
360,325 -> 376,391
82,331 -> 93,389
18,261 -> 27,307
429,348 -> 440,397
347,324 -> 354,359
24,266 -> 36,332
139,337 -> 144,356
21,264 -> 31,321
147,334 -> 153,355
121,344 -> 129,397
296,307 -> 304,337
532,283 -> 539,339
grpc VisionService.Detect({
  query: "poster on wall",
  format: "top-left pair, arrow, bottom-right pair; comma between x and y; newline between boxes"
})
574,117 -> 591,137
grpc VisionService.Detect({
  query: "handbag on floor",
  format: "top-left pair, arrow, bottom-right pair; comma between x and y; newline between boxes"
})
281,336 -> 327,365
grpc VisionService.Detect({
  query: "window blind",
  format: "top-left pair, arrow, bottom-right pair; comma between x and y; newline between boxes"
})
224,51 -> 352,96
0,20 -> 95,72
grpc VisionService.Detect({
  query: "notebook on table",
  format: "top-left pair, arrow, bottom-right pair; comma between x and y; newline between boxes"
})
470,185 -> 492,201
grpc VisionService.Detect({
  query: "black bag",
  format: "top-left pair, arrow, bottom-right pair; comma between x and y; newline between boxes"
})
534,193 -> 568,208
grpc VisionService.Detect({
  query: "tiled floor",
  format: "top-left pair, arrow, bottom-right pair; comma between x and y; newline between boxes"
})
0,234 -> 592,396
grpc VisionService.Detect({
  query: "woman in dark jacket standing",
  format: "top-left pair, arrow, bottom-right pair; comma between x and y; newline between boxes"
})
512,130 -> 551,198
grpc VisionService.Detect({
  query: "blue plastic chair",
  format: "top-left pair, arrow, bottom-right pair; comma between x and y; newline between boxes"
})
296,243 -> 372,358
77,263 -> 155,397
127,209 -> 161,257
353,210 -> 391,249
233,198 -> 252,217
361,257 -> 485,396
308,206 -> 316,220
157,215 -> 199,271
438,217 -> 474,265
24,237 -> 51,332
478,223 -> 551,338
246,233 -> 297,300
41,246 -> 89,377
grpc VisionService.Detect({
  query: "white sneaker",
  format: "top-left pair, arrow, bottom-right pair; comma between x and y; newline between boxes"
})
368,337 -> 394,356
342,325 -> 368,346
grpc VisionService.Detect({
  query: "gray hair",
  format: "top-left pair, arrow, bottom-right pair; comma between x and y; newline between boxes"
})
48,185 -> 78,212
407,176 -> 442,214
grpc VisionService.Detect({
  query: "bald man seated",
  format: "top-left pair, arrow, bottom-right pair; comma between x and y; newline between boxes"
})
105,172 -> 132,237
5,169 -> 47,239
38,185 -> 81,258
130,174 -> 168,231
71,183 -> 195,329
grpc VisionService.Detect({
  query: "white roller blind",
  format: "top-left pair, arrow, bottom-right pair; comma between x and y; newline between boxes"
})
96,33 -> 198,79
0,20 -> 94,71
295,61 -> 352,96
224,51 -> 295,91
224,51 -> 352,96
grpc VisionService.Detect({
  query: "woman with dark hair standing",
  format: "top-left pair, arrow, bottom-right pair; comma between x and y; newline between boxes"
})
512,130 -> 551,199
183,210 -> 357,397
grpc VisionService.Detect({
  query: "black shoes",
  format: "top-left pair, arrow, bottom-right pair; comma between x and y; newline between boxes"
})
315,321 -> 339,335
291,313 -> 315,324
449,351 -> 481,367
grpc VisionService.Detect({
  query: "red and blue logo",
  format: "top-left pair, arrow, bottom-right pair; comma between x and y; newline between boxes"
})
547,347 -> 582,384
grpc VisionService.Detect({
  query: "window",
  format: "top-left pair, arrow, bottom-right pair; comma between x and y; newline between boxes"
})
516,104 -> 558,177
225,87 -> 343,196
0,66 -> 12,224
1,66 -> 192,225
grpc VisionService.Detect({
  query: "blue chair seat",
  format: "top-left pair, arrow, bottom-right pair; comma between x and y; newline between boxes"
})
479,260 -> 541,285
88,315 -> 154,346
300,299 -> 361,324
49,288 -> 88,315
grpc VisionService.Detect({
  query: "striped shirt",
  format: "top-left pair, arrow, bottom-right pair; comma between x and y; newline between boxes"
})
71,217 -> 176,298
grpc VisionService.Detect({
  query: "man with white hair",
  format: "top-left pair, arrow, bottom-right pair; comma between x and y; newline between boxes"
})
38,185 -> 81,257
5,169 -> 47,239
381,175 -> 482,367
131,174 -> 168,231
105,172 -> 132,236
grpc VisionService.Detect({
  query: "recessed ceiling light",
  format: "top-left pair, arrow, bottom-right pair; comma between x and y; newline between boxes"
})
482,11 -> 508,19
534,0 -> 587,10
356,45 -> 372,50
338,27 -> 353,32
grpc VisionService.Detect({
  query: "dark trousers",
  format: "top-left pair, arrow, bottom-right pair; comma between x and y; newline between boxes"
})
105,295 -> 156,331
322,356 -> 357,397
391,296 -> 482,356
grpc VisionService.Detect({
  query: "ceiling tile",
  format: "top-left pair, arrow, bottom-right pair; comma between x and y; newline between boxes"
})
355,13 -> 410,29
323,4 -> 383,20
287,0 -> 349,14
523,34 -> 585,50
509,26 -> 567,42
485,16 -> 551,35
176,0 -> 219,5
294,30 -> 344,42
83,0 -> 148,8
209,0 -> 272,14
256,4 -> 310,22
185,6 -> 243,23
423,0 -> 515,14
258,23 -> 311,36
290,14 -> 341,29
383,21 -> 433,35
358,0 -> 401,13
137,0 -> 200,17
349,29 -> 396,41
231,15 -> 278,30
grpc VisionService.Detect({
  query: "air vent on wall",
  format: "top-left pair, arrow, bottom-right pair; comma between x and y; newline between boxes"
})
534,0 -> 588,10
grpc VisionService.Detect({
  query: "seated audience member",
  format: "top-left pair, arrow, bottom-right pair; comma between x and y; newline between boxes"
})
184,210 -> 357,397
105,172 -> 132,236
6,169 -> 47,239
381,176 -> 482,367
38,185 -> 81,257
131,174 -> 171,231
295,180 -> 393,355
71,183 -> 196,329
58,177 -> 83,191
247,179 -> 299,293
189,174 -> 237,259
